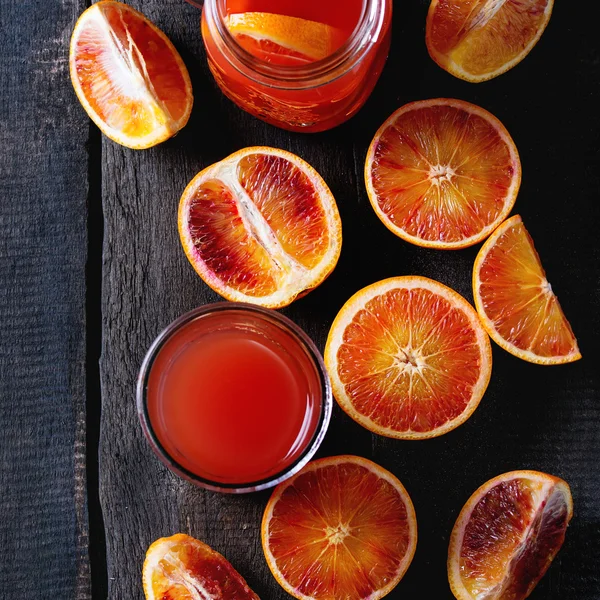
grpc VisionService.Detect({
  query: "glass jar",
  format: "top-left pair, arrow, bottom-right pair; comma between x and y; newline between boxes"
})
200,0 -> 392,132
137,303 -> 332,493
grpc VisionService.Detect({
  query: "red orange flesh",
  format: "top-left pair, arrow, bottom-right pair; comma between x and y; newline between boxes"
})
426,0 -> 555,82
225,12 -> 343,65
365,99 -> 521,249
262,455 -> 417,599
178,147 -> 342,308
143,533 -> 259,600
70,1 -> 192,149
448,471 -> 573,600
325,277 -> 492,439
473,215 -> 580,364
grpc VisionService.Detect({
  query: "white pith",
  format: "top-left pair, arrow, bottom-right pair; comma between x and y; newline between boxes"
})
470,0 -> 509,30
179,147 -> 342,308
473,215 -> 581,364
427,0 -> 555,82
365,99 -> 520,249
225,12 -> 335,59
70,2 -> 190,148
448,472 -> 573,600
429,164 -> 456,185
144,540 -> 218,600
324,277 -> 492,439
262,456 -> 418,600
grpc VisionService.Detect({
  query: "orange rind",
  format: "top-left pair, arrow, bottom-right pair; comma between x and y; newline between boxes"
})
325,276 -> 492,439
178,147 -> 342,308
365,99 -> 521,249
473,215 -> 581,364
448,470 -> 573,600
70,1 -> 192,149
262,455 -> 417,599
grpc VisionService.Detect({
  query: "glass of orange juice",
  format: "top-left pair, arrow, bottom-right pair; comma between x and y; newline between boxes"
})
137,303 -> 332,493
196,0 -> 392,132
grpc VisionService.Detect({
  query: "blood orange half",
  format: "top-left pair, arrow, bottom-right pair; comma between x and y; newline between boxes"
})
448,471 -> 573,600
262,455 -> 417,600
70,1 -> 192,149
426,0 -> 554,82
143,533 -> 259,599
473,215 -> 581,364
178,147 -> 342,308
225,12 -> 342,65
365,99 -> 521,249
325,277 -> 492,439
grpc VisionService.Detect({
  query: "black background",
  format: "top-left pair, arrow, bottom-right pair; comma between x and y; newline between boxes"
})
0,0 -> 598,598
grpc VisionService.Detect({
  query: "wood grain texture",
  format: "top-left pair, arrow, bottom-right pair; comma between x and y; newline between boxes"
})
0,0 -> 90,598
98,1 -> 600,598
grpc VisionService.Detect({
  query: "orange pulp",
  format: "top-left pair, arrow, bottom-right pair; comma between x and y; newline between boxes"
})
225,0 -> 364,46
201,0 -> 392,131
146,310 -> 322,485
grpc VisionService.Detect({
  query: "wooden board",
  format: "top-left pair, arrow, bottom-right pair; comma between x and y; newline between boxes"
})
0,0 -> 90,597
97,0 -> 600,598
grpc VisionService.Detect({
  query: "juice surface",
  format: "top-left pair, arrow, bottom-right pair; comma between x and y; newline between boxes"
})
147,314 -> 322,484
226,0 -> 365,44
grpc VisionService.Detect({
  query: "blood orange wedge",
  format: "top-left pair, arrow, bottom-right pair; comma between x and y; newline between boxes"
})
262,455 -> 417,600
365,99 -> 521,249
225,12 -> 342,65
473,215 -> 581,364
143,533 -> 259,599
448,471 -> 573,600
325,277 -> 492,439
70,1 -> 192,149
178,147 -> 342,308
426,0 -> 554,82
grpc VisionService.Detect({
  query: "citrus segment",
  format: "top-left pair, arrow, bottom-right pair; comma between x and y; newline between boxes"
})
262,455 -> 417,599
426,0 -> 554,82
70,1 -> 192,149
448,471 -> 573,600
325,277 -> 492,439
473,215 -> 580,364
365,99 -> 521,249
237,153 -> 330,269
226,12 -> 342,65
185,179 -> 279,297
178,147 -> 342,308
143,533 -> 259,600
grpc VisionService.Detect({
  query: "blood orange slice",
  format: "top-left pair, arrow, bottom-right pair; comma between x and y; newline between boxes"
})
448,471 -> 573,600
324,277 -> 492,439
473,215 -> 581,364
178,147 -> 342,308
365,99 -> 521,249
70,1 -> 192,149
143,533 -> 259,599
426,0 -> 554,82
225,12 -> 342,65
262,455 -> 417,600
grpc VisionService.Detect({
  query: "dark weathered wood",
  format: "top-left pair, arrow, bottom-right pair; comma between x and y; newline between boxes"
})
99,1 -> 600,599
97,5 -> 369,599
0,0 -> 90,598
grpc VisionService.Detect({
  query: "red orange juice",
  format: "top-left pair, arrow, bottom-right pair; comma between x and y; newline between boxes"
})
200,0 -> 392,131
138,304 -> 331,492
225,0 -> 364,31
225,0 -> 365,57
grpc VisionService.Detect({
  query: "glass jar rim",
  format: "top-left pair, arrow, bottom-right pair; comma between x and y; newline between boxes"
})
136,302 -> 332,494
203,0 -> 387,87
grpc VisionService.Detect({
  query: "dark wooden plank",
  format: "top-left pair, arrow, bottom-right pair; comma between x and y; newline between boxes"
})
98,5 -> 370,599
99,1 -> 600,599
0,0 -> 91,598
